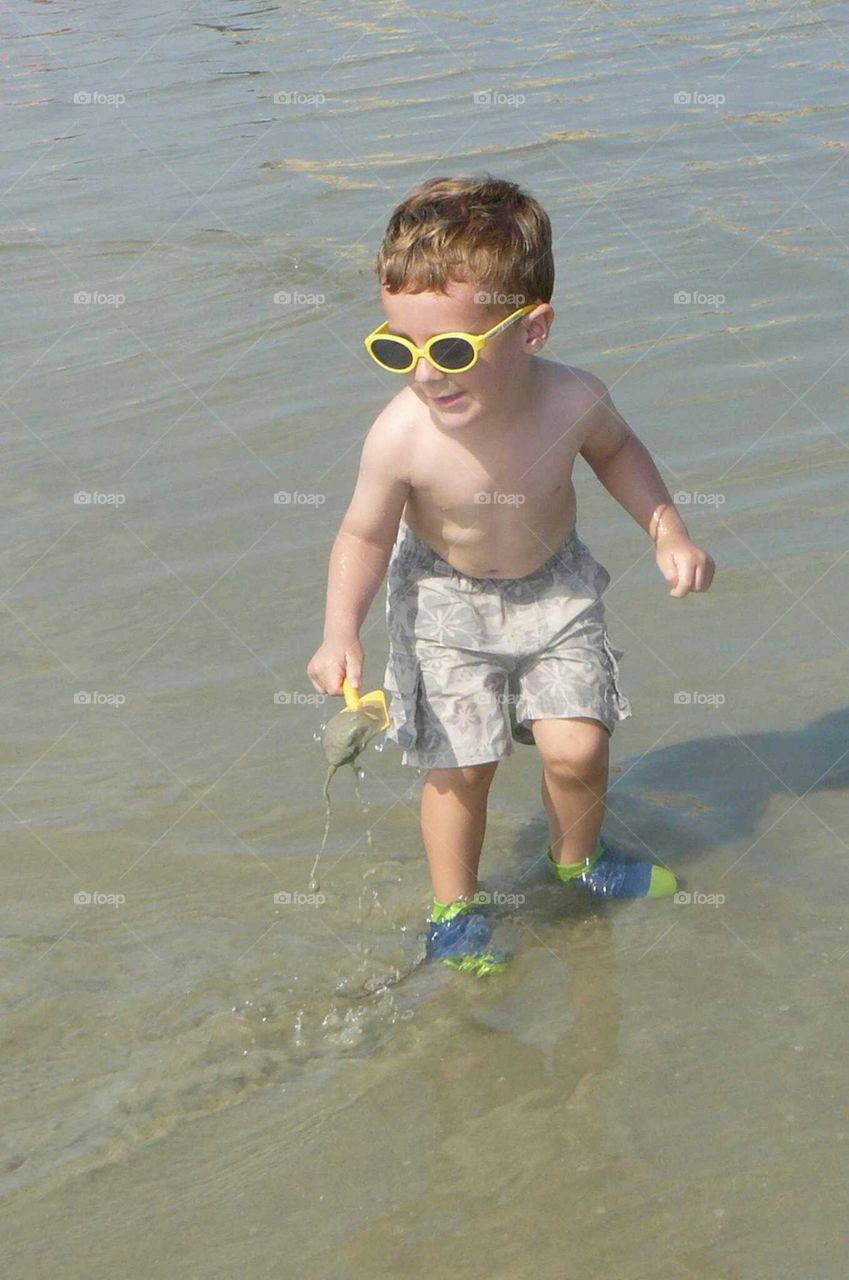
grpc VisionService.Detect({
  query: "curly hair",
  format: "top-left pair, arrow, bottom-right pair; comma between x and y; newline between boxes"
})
374,173 -> 554,309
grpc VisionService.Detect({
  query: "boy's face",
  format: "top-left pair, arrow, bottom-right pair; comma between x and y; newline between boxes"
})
379,279 -> 552,427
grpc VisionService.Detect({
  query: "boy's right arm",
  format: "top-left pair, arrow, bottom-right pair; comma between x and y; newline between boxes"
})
307,405 -> 412,696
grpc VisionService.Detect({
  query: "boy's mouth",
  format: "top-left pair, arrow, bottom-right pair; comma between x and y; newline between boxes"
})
430,390 -> 466,408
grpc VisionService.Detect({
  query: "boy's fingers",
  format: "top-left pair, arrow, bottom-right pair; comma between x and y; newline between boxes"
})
325,662 -> 344,695
672,563 -> 695,596
660,557 -> 678,586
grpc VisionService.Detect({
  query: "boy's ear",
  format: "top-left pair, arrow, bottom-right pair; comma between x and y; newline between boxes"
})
524,304 -> 553,348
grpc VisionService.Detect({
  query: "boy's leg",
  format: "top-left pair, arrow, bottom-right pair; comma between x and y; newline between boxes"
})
421,761 -> 510,975
420,762 -> 499,902
532,715 -> 677,898
533,716 -> 608,865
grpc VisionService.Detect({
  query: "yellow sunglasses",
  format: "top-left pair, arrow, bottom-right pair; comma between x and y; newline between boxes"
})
363,302 -> 537,374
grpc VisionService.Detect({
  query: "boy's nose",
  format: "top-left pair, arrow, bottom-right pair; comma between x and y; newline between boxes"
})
412,356 -> 443,384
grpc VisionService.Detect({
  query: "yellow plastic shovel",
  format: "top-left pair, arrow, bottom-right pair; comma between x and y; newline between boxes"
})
341,676 -> 390,729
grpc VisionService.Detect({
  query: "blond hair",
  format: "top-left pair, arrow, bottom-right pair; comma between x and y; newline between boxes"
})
374,174 -> 553,309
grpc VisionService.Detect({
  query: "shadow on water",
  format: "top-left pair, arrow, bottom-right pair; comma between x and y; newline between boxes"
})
337,705 -> 849,1009
509,705 -> 849,892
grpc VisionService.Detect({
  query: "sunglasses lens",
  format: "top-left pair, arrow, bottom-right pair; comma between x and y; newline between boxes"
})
370,338 -> 413,371
429,336 -> 475,370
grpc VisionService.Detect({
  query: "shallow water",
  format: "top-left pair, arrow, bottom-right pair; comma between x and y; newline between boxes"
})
2,1 -> 848,1275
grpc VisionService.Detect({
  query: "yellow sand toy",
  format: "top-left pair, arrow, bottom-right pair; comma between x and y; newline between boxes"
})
322,677 -> 390,803
341,676 -> 390,725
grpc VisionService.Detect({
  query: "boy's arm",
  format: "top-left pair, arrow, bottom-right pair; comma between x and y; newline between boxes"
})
576,373 -> 715,597
322,406 -> 412,648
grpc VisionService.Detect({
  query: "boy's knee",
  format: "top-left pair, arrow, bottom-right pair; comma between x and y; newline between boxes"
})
535,719 -> 609,780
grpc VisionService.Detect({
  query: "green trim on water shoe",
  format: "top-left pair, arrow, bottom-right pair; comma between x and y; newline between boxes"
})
545,840 -> 603,881
647,864 -> 678,898
545,838 -> 678,899
429,896 -> 482,925
443,952 -> 510,976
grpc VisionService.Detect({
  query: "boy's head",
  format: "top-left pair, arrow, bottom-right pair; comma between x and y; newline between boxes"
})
371,174 -> 554,425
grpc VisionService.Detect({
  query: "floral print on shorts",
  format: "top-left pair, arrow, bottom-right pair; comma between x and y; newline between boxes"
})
382,520 -> 632,769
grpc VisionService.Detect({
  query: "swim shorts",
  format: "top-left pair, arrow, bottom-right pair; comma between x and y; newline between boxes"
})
382,519 -> 632,769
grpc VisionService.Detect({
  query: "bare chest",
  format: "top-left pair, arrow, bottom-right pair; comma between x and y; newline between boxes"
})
404,395 -> 585,577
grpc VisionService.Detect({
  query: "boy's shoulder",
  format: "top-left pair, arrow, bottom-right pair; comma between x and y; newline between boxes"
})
519,358 -> 611,452
358,387 -> 420,485
542,357 -> 608,406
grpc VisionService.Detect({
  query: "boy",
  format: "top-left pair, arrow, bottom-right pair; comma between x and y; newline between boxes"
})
307,175 -> 715,975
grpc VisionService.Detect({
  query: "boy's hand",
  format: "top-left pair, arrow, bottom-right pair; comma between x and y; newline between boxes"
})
656,534 -> 715,598
307,636 -> 364,696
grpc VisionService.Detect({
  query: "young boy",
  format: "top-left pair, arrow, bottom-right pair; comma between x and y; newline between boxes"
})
307,175 -> 715,975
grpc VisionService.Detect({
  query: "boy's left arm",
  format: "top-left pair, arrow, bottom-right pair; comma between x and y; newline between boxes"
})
577,375 -> 715,598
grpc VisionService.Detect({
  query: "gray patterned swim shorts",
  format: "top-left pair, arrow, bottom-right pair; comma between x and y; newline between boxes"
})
382,520 -> 632,769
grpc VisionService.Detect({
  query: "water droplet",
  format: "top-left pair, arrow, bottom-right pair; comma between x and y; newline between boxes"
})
312,731 -> 322,742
